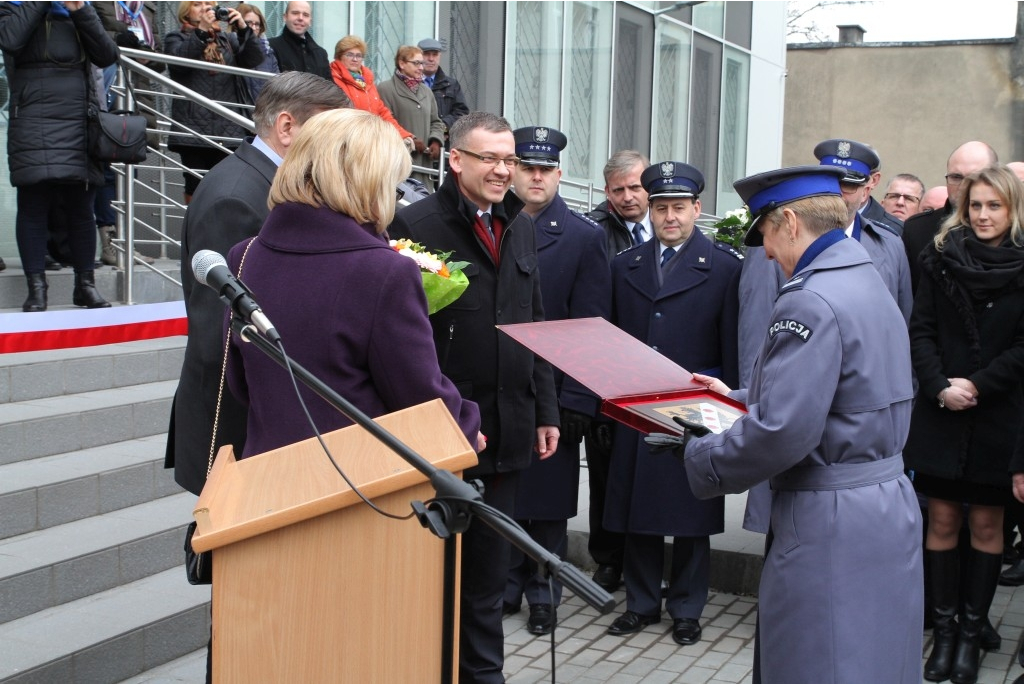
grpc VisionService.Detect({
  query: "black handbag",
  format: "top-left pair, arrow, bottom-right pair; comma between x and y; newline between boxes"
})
87,105 -> 148,164
184,521 -> 212,585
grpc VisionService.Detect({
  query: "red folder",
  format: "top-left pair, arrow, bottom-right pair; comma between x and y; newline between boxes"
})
497,317 -> 746,435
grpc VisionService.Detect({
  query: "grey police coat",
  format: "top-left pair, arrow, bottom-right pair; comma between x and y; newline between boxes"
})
856,214 -> 913,323
684,237 -> 923,684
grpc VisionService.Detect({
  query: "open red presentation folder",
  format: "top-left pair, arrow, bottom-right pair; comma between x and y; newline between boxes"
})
497,317 -> 746,436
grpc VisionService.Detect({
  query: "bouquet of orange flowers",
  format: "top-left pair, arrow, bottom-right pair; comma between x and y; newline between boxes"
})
389,239 -> 471,314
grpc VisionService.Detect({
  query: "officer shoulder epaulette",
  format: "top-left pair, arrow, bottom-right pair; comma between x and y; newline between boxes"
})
571,209 -> 602,229
868,217 -> 901,237
714,242 -> 744,260
778,272 -> 810,295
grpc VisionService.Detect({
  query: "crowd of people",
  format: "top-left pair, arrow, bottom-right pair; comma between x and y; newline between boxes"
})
8,2 -> 1024,683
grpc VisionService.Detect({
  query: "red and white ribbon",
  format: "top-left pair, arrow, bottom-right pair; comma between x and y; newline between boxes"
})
0,302 -> 187,353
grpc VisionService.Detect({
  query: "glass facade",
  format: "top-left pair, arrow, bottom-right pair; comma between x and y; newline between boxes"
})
0,1 -> 783,261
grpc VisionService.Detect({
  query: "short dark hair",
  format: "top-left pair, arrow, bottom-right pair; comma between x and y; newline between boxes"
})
449,111 -> 512,150
252,72 -> 350,136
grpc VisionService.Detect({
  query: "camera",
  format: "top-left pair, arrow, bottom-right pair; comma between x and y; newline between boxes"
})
213,5 -> 231,21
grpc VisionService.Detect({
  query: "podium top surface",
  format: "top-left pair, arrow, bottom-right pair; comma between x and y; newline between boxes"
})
497,318 -> 701,399
190,399 -> 477,552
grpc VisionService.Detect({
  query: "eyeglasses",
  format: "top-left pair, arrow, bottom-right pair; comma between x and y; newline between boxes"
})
406,60 -> 425,67
342,52 -> 364,60
245,20 -> 261,28
456,149 -> 520,169
883,192 -> 921,204
945,173 -> 966,185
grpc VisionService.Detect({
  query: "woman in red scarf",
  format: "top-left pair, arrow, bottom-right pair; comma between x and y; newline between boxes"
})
330,35 -> 414,153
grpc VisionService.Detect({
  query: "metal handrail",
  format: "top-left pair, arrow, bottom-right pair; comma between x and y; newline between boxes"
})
112,47 -> 451,303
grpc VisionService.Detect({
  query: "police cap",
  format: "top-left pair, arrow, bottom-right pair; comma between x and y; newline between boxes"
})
513,126 -> 566,167
641,161 -> 705,200
734,165 -> 845,247
813,138 -> 880,184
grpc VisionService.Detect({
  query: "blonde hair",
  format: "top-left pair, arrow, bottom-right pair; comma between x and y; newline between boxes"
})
334,35 -> 368,61
936,165 -> 1024,249
177,1 -> 208,26
269,109 -> 411,233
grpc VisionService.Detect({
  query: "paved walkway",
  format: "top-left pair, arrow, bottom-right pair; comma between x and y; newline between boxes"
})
122,463 -> 1024,683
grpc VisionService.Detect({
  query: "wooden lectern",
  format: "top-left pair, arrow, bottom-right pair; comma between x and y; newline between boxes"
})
190,399 -> 478,684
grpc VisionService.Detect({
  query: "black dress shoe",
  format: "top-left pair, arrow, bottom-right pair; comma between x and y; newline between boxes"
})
1001,559 -> 1024,586
672,618 -> 702,645
44,255 -> 62,271
607,610 -> 660,636
527,604 -> 555,635
502,601 -> 521,617
593,564 -> 622,591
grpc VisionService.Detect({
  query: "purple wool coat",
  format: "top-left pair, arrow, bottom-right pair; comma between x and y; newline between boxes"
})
225,202 -> 480,458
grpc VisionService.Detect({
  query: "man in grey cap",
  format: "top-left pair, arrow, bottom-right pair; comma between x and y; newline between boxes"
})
417,38 -> 469,141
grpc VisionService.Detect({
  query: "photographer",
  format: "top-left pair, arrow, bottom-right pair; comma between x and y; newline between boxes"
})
163,1 -> 262,204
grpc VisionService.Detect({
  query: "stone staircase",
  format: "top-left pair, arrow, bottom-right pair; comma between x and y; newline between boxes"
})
0,334 -> 210,683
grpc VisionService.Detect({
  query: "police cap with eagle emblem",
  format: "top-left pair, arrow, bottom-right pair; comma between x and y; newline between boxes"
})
734,165 -> 846,247
812,138 -> 880,185
512,126 -> 566,167
640,161 -> 705,200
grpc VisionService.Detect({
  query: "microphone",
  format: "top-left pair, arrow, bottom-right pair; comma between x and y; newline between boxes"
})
191,249 -> 280,343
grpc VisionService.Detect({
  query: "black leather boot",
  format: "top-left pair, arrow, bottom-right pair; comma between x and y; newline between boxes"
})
924,548 -> 960,682
950,549 -> 1002,684
22,273 -> 47,312
73,271 -> 111,309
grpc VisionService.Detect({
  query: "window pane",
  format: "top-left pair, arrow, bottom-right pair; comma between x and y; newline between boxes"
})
724,1 -> 752,49
689,34 -> 721,214
506,1 -> 563,129
719,48 -> 749,214
652,22 -> 691,163
692,1 -> 724,38
562,1 -> 613,183
353,1 -> 436,80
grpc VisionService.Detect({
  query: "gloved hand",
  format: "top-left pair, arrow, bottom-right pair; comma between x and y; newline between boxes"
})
413,137 -> 427,154
428,141 -> 442,161
115,30 -> 142,49
560,408 -> 591,445
589,420 -> 614,452
644,416 -> 711,457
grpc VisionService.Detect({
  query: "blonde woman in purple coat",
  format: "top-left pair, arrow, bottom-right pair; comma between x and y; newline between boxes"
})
225,108 -> 483,457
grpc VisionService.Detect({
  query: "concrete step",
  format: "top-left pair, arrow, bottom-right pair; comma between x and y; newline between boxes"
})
0,567 -> 210,684
0,379 -> 177,466
0,492 -> 195,625
0,337 -> 185,404
0,434 -> 179,540
0,261 -> 182,311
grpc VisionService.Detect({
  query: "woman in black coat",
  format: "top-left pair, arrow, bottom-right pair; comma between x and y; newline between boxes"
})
164,1 -> 262,203
905,165 -> 1024,684
0,1 -> 119,311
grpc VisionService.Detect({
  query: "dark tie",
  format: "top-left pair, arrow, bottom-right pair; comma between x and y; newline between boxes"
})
481,212 -> 493,239
660,246 -> 676,267
632,223 -> 644,245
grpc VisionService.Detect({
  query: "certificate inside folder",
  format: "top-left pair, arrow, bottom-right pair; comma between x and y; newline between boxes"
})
497,317 -> 746,436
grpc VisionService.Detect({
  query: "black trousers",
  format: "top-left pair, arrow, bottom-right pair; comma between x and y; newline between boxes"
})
459,471 -> 518,684
17,182 -> 96,274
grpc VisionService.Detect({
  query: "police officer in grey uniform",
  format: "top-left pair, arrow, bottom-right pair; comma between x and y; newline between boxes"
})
680,165 -> 923,683
814,139 -> 913,323
813,138 -> 903,236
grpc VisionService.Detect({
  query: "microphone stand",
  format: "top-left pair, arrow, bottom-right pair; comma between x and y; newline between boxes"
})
232,319 -> 615,677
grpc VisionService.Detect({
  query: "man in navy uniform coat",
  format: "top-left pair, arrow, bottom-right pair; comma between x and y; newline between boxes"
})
604,161 -> 741,645
503,126 -> 611,635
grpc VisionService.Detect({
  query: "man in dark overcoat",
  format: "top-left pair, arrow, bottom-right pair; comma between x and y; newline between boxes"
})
604,161 -> 741,646
268,1 -> 330,80
502,126 -> 610,635
165,73 -> 348,496
389,111 -> 560,684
